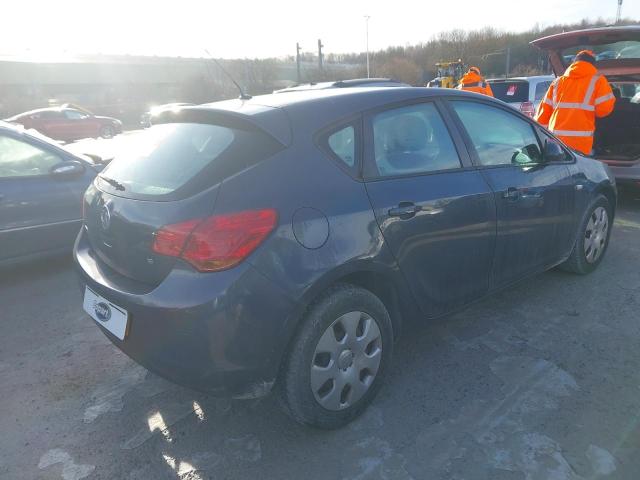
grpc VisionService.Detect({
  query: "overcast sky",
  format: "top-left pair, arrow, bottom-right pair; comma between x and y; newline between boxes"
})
2,0 -> 638,59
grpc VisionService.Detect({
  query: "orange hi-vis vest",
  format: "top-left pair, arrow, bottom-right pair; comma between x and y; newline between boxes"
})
535,61 -> 616,155
457,71 -> 494,97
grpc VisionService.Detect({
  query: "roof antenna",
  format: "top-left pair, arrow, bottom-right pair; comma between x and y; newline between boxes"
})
204,49 -> 252,100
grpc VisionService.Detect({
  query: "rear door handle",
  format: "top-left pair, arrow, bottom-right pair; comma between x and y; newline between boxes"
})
502,187 -> 519,200
388,202 -> 421,219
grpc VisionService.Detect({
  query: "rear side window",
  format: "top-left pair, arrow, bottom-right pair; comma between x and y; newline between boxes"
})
98,122 -> 282,200
328,126 -> 356,167
535,81 -> 552,102
369,102 -> 461,178
490,81 -> 529,103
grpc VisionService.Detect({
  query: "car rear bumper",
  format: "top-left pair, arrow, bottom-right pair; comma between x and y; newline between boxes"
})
73,228 -> 299,398
602,160 -> 640,187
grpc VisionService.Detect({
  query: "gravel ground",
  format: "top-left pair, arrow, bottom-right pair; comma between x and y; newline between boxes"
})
1,190 -> 639,480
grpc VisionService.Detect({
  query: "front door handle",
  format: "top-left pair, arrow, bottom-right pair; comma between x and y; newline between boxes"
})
502,187 -> 520,200
388,202 -> 421,219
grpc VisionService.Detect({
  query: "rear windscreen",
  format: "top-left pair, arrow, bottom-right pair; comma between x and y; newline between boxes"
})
489,81 -> 529,103
97,122 -> 282,200
562,41 -> 640,66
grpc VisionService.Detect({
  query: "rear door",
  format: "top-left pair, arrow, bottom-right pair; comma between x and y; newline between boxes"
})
363,100 -> 497,317
531,26 -> 640,77
0,133 -> 89,261
84,119 -> 284,286
446,99 -> 576,288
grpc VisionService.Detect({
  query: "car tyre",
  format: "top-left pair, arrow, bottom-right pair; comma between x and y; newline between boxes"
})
560,194 -> 612,275
99,125 -> 115,139
278,284 -> 393,429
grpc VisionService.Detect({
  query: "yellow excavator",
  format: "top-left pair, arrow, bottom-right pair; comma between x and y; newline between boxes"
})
426,60 -> 466,89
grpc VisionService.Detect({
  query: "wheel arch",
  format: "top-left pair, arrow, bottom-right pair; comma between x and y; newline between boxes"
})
594,181 -> 617,219
271,262 -> 419,384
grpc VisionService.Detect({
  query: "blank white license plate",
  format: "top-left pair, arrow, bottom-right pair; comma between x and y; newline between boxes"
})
83,287 -> 129,340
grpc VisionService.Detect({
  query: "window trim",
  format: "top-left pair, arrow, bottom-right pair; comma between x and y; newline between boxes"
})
442,97 -> 575,170
361,98 -> 472,182
314,114 -> 363,180
0,132 -> 67,180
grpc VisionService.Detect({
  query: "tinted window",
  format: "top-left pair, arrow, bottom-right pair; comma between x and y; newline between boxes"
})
452,101 -> 542,166
327,125 -> 355,167
562,41 -> 640,66
490,81 -> 530,103
98,122 -> 282,200
0,135 -> 62,177
371,102 -> 461,177
33,111 -> 62,119
535,81 -> 552,102
64,110 -> 88,120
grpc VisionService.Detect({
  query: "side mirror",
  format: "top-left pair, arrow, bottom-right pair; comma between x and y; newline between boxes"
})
543,139 -> 566,163
50,160 -> 85,177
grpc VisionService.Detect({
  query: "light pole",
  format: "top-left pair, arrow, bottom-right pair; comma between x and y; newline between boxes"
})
364,15 -> 371,78
616,0 -> 623,24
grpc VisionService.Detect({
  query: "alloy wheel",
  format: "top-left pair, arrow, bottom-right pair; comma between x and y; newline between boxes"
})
584,206 -> 609,264
310,311 -> 382,411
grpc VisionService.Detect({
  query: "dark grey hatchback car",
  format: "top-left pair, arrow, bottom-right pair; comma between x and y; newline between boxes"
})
75,87 -> 616,428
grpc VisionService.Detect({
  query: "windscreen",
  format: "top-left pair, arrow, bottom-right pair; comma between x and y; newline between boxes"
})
562,41 -> 640,66
490,81 -> 529,103
96,122 -> 282,201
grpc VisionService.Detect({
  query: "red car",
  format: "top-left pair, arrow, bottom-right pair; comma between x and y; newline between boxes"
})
5,106 -> 122,142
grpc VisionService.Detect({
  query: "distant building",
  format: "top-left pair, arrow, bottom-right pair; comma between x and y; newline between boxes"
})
0,54 -> 360,125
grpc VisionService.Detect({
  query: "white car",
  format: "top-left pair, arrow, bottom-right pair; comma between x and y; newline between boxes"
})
488,75 -> 555,118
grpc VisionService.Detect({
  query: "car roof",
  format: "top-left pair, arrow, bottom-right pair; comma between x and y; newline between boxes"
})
180,87 -> 496,145
488,75 -> 555,82
274,78 -> 410,93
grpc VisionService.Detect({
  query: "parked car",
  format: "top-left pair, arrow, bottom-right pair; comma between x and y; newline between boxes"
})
488,75 -> 555,118
140,103 -> 194,128
532,25 -> 640,188
5,107 -> 122,142
0,122 -> 104,266
274,78 -> 410,93
75,87 -> 616,429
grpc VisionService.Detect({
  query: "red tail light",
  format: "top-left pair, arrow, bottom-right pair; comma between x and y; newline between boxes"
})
152,209 -> 278,272
520,101 -> 535,118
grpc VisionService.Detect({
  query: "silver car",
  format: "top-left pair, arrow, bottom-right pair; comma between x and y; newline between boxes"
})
488,75 -> 555,118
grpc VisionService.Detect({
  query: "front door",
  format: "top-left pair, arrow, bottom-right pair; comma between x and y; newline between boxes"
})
448,99 -> 576,288
363,100 -> 497,317
0,134 -> 87,262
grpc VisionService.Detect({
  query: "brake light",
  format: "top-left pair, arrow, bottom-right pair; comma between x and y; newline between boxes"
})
520,101 -> 535,118
152,209 -> 278,272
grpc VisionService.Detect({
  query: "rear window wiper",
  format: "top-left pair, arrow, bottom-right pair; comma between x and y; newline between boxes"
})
98,175 -> 125,191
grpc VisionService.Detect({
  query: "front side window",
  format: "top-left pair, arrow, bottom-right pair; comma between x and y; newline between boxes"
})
371,102 -> 461,177
64,110 -> 88,120
535,81 -> 552,102
451,101 -> 542,166
327,125 -> 355,167
0,135 -> 62,178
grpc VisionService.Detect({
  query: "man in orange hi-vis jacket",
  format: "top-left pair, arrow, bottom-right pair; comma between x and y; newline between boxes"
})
457,67 -> 494,97
535,50 -> 616,155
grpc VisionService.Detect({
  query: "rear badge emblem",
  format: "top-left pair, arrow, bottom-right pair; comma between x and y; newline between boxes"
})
94,302 -> 112,322
100,204 -> 111,230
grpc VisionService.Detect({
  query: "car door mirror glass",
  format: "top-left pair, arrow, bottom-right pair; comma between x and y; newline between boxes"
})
543,139 -> 566,163
50,160 -> 85,177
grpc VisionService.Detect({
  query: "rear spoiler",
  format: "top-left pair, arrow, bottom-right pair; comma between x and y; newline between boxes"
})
154,106 -> 292,147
